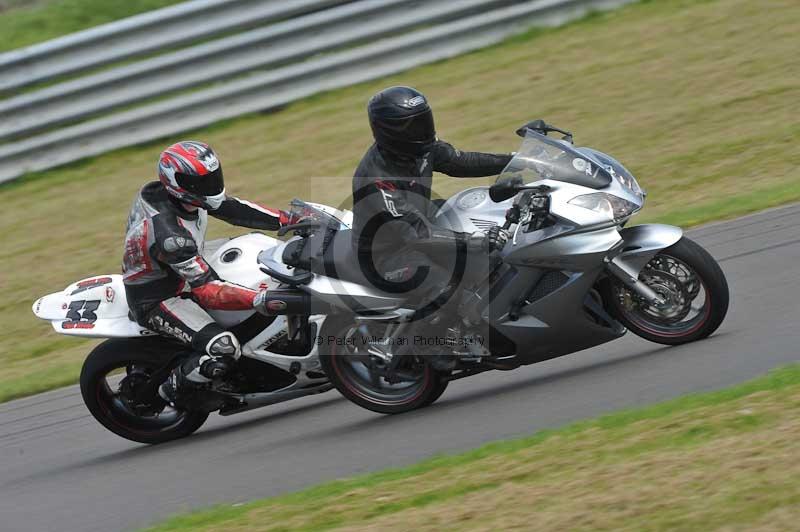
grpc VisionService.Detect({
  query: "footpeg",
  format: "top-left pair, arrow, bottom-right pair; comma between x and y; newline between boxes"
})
200,356 -> 234,379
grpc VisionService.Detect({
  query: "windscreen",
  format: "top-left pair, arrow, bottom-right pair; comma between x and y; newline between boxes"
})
498,131 -> 612,189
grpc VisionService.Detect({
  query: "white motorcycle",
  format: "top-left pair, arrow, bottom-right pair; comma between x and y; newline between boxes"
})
32,217 -> 343,444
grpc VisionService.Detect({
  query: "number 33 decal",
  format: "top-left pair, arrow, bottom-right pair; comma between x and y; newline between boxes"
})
63,300 -> 100,329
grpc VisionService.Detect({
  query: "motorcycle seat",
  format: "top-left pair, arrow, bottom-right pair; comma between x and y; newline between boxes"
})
310,229 -> 373,287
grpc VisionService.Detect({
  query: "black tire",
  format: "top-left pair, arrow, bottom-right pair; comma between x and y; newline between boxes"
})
80,338 -> 208,444
421,379 -> 450,407
318,316 -> 449,414
603,236 -> 729,345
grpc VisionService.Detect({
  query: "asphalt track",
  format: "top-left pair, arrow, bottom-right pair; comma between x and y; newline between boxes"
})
2,204 -> 799,532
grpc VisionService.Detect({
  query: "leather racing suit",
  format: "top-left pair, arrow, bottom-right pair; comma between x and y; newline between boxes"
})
123,181 -> 288,357
352,141 -> 512,311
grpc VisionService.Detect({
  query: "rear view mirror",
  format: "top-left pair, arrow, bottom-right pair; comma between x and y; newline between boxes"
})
489,180 -> 520,203
516,119 -> 548,137
516,120 -> 573,143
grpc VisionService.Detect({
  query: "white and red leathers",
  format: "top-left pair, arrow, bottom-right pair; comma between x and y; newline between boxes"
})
123,180 -> 289,372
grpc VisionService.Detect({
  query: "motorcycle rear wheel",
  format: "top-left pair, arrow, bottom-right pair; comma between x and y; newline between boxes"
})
318,316 -> 448,414
603,236 -> 729,345
80,338 -> 209,444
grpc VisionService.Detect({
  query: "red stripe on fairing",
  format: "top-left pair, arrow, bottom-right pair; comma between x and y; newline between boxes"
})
191,281 -> 257,311
63,322 -> 95,330
77,277 -> 113,288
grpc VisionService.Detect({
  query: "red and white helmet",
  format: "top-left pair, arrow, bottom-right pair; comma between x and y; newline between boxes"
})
158,141 -> 226,210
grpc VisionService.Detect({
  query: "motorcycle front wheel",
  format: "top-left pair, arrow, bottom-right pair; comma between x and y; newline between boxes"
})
602,236 -> 729,345
80,338 -> 209,444
318,316 -> 449,414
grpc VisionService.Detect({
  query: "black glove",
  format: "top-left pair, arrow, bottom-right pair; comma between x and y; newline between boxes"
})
477,226 -> 508,253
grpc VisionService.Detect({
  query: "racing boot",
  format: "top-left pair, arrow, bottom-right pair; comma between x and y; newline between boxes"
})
159,331 -> 241,406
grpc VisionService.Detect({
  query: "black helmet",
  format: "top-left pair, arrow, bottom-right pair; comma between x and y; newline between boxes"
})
368,86 -> 436,156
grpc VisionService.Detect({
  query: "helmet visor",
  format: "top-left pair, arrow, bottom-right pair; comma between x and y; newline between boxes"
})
175,166 -> 224,197
377,110 -> 436,144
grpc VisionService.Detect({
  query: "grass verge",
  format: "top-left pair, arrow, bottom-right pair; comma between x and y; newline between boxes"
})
145,364 -> 800,531
1,0 -> 799,403
0,0 -> 184,54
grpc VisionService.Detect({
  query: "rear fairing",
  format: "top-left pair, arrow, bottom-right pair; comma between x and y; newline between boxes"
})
32,275 -> 152,338
33,233 -> 284,338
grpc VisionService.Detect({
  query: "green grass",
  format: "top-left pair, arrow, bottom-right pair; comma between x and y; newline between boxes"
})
144,364 -> 800,531
0,0 -> 184,54
2,0 -> 799,403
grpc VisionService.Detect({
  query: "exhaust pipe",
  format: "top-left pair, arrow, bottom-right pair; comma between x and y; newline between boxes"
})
218,383 -> 335,416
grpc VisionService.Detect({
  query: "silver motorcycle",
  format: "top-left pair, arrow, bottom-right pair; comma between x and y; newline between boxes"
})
258,122 -> 729,414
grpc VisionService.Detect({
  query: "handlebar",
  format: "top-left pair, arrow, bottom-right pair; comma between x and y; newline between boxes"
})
500,185 -> 552,235
277,221 -> 322,237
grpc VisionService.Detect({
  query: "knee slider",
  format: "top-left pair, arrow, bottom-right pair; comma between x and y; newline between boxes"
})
205,331 -> 241,360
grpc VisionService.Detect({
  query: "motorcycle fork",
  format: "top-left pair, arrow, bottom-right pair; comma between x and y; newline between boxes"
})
605,254 -> 665,307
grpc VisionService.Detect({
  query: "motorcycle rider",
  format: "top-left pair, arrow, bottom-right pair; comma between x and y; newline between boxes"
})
122,141 -> 295,402
352,86 -> 514,317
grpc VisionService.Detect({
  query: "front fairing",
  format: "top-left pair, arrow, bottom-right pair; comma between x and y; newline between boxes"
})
498,132 -> 645,224
501,131 -> 614,189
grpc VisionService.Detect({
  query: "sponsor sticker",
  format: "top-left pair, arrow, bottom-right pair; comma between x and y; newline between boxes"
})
260,329 -> 287,349
62,321 -> 95,330
200,152 -> 220,171
70,276 -> 113,296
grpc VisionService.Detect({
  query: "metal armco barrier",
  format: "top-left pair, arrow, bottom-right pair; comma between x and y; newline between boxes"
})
0,0 -> 634,183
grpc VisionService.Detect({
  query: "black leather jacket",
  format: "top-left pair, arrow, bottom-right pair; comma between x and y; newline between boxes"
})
352,141 -> 512,265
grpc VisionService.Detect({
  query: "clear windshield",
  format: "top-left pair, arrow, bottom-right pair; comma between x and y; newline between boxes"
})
288,199 -> 350,230
498,131 -> 613,189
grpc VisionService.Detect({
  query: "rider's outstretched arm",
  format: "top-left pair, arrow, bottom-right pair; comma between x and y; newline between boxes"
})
431,140 -> 513,178
157,230 -> 257,311
208,196 -> 290,230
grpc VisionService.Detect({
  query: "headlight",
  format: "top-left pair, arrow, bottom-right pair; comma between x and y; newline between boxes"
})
613,172 -> 645,202
568,193 -> 641,221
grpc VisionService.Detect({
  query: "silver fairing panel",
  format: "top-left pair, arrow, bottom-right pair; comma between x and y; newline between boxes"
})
612,224 -> 683,274
503,226 -> 622,268
434,185 -> 628,362
434,187 -> 512,233
303,274 -> 405,312
481,226 -> 627,363
259,250 -> 405,312
484,262 -> 625,364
